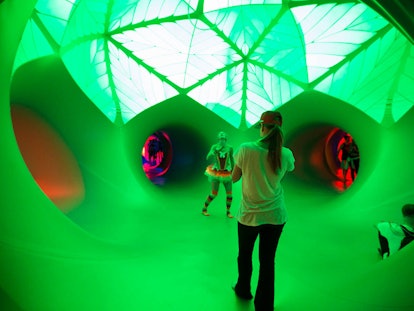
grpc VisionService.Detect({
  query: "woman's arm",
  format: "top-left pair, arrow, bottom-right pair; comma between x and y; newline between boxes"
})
206,144 -> 217,160
232,165 -> 242,183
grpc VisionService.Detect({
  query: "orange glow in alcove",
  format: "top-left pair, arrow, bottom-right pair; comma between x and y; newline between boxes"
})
11,105 -> 85,212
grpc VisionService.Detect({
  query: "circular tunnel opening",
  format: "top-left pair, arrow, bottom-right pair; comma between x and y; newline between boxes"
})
287,124 -> 360,192
141,126 -> 207,186
142,131 -> 173,182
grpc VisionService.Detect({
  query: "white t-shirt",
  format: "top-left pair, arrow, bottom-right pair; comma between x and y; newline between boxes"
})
234,141 -> 295,226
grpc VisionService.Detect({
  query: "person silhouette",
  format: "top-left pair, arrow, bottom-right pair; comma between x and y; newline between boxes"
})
338,134 -> 359,183
202,131 -> 235,218
377,203 -> 414,259
232,111 -> 295,310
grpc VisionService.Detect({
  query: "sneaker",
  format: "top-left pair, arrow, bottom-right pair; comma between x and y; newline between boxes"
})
202,210 -> 210,216
226,212 -> 234,218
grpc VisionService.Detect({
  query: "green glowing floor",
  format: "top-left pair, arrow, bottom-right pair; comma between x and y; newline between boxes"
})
44,176 -> 385,311
2,172 -> 413,311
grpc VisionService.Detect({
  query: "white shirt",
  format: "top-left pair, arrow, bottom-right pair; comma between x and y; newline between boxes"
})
234,141 -> 295,226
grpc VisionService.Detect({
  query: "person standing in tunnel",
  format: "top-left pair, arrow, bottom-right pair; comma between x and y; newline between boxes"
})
338,134 -> 359,183
202,131 -> 235,218
231,111 -> 295,311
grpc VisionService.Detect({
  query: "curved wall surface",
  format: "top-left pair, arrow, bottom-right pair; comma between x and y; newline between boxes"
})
1,1 -> 414,311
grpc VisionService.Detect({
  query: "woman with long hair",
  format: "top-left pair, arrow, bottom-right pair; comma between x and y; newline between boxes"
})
232,111 -> 295,311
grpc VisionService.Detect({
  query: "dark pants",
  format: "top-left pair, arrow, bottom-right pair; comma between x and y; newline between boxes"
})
235,222 -> 285,311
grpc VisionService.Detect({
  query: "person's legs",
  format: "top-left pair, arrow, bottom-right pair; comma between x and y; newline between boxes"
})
350,168 -> 356,181
235,222 -> 258,300
349,159 -> 356,181
254,224 -> 284,311
202,180 -> 219,216
341,160 -> 349,181
377,230 -> 390,258
354,158 -> 360,173
223,181 -> 233,218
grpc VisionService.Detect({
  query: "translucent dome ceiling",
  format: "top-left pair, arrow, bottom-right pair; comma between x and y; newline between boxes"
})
13,0 -> 414,128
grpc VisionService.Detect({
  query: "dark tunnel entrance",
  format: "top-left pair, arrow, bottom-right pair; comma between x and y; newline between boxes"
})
142,126 -> 207,186
286,125 -> 360,192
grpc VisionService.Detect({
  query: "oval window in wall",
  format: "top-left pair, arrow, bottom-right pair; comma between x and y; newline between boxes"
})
142,131 -> 173,184
11,105 -> 85,212
287,125 -> 360,192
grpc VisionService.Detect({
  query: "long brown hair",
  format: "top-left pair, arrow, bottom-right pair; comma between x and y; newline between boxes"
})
260,124 -> 283,172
